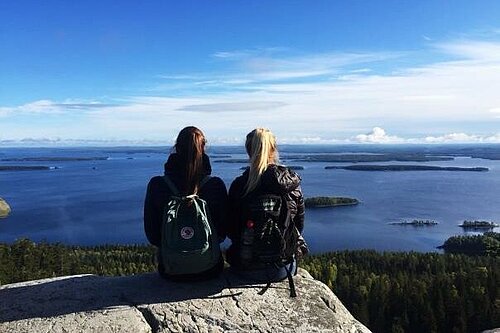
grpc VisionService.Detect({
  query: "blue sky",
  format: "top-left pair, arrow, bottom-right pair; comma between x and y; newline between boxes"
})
1,1 -> 500,145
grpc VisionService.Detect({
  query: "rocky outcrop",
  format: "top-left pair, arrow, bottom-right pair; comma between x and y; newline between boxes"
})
0,268 -> 371,333
0,197 -> 10,218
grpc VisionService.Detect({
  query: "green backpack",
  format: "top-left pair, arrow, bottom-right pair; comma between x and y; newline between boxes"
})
160,175 -> 221,276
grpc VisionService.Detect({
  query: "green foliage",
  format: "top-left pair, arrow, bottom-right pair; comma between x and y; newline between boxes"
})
300,249 -> 499,333
0,239 -> 156,285
304,196 -> 358,208
440,232 -> 500,256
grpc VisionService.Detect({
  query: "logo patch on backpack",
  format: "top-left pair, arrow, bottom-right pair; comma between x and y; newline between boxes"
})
180,226 -> 194,239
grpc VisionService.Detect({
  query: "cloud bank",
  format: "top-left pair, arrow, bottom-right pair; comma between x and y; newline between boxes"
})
2,127 -> 499,146
1,37 -> 500,144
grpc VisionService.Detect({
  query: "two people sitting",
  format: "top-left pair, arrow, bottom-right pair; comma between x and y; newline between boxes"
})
143,126 -> 306,289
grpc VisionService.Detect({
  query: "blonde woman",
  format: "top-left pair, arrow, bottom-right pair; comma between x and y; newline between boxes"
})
226,128 -> 306,288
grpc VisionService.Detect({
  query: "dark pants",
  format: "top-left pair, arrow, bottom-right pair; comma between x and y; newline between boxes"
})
231,259 -> 297,283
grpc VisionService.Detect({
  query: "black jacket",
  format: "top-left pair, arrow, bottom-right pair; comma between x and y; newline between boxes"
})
144,153 -> 228,247
226,164 -> 305,265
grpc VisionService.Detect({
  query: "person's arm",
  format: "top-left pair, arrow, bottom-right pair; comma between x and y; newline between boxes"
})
144,179 -> 161,246
292,186 -> 305,234
227,178 -> 243,242
204,177 -> 228,242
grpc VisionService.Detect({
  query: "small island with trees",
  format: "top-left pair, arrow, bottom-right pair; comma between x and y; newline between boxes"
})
437,231 -> 499,256
459,220 -> 499,229
304,196 -> 359,208
389,219 -> 438,226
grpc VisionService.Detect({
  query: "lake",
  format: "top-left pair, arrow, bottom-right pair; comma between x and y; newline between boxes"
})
1,144 -> 499,253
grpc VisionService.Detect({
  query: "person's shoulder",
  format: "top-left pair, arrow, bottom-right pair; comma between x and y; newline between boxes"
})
231,172 -> 248,186
204,175 -> 226,188
228,173 -> 247,196
147,175 -> 166,192
148,175 -> 164,185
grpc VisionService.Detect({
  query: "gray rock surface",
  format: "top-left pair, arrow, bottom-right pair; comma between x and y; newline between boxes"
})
0,197 -> 10,218
0,268 -> 371,333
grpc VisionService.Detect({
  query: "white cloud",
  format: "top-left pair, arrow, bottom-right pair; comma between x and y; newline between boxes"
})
177,101 -> 287,112
350,68 -> 372,73
436,40 -> 500,62
354,127 -> 405,143
424,133 -> 500,143
194,49 -> 402,84
1,100 -> 118,115
3,128 -> 499,146
490,108 -> 500,117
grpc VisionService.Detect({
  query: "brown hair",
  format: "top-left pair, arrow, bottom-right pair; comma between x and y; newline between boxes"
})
174,126 -> 206,194
244,128 -> 278,195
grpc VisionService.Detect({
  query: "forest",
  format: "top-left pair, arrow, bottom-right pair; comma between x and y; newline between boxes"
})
0,235 -> 498,333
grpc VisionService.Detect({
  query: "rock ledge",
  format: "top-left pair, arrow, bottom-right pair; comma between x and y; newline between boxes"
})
0,268 -> 371,333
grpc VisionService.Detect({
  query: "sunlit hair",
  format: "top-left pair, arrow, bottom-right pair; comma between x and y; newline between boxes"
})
244,128 -> 278,195
174,126 -> 206,194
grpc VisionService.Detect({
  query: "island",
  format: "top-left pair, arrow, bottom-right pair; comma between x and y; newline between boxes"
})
282,153 -> 454,163
389,219 -> 438,226
304,196 -> 359,208
214,159 -> 249,163
208,154 -> 232,158
287,165 -> 304,170
325,165 -> 489,172
437,232 -> 499,256
0,197 -> 11,218
1,157 -> 108,162
0,166 -> 54,171
459,220 -> 499,229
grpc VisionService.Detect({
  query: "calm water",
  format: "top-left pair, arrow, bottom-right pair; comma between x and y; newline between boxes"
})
1,145 -> 499,253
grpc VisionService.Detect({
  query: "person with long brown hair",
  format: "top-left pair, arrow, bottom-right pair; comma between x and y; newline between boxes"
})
144,126 -> 228,281
226,128 -> 306,286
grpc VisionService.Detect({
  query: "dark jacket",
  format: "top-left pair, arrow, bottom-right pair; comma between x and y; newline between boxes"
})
226,164 -> 305,267
143,153 -> 228,280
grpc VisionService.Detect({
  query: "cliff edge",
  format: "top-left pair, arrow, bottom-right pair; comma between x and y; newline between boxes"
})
0,268 -> 371,333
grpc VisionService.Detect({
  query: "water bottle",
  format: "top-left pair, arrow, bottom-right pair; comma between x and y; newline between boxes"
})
240,220 -> 255,261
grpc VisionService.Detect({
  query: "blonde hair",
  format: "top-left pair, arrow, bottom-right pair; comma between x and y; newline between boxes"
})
244,128 -> 278,195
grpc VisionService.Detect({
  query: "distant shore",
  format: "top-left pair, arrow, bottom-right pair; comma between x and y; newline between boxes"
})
0,166 -> 55,171
325,165 -> 489,172
1,157 -> 108,162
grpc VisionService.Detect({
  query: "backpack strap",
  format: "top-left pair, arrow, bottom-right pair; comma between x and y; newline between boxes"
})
284,262 -> 297,297
257,261 -> 297,298
163,175 -> 180,196
164,175 -> 211,196
199,175 -> 212,189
